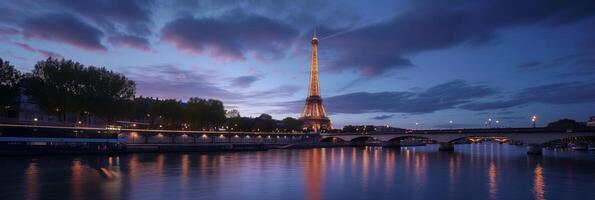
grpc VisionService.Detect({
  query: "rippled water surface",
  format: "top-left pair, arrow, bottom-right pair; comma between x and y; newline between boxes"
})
1,144 -> 594,200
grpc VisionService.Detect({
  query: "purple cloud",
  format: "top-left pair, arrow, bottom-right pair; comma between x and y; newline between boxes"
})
53,0 -> 154,36
22,13 -> 106,51
0,27 -> 19,36
161,11 -> 298,60
230,75 -> 260,88
371,114 -> 394,120
108,35 -> 151,51
246,85 -> 301,99
120,64 -> 240,102
14,42 -> 63,59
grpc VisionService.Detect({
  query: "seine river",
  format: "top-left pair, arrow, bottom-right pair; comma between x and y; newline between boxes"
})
1,144 -> 594,200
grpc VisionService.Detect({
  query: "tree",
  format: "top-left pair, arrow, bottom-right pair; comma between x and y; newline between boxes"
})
226,109 -> 240,118
253,113 -> 277,132
282,117 -> 303,132
547,119 -> 585,128
205,99 -> 226,128
150,99 -> 184,129
0,58 -> 22,117
185,97 -> 226,130
83,66 -> 135,121
364,125 -> 376,132
24,58 -> 135,122
343,125 -> 357,133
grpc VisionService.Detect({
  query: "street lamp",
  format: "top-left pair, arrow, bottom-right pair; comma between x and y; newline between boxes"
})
84,111 -> 90,125
531,115 -> 537,128
415,122 -> 419,130
449,120 -> 453,129
495,120 -> 499,128
488,118 -> 492,128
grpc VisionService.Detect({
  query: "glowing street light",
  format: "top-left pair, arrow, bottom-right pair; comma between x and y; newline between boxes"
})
449,120 -> 453,129
531,115 -> 537,128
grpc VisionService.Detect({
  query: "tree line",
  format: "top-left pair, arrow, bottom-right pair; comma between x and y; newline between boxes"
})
0,57 -> 304,132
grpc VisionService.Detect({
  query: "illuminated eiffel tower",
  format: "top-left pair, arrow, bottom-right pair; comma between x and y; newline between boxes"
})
300,32 -> 332,131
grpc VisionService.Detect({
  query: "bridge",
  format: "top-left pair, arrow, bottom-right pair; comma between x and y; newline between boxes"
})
320,127 -> 595,154
1,123 -> 594,155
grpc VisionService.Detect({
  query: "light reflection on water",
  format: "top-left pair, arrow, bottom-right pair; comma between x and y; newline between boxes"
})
1,144 -> 594,200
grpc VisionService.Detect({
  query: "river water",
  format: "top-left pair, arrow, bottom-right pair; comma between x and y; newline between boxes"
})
1,144 -> 594,200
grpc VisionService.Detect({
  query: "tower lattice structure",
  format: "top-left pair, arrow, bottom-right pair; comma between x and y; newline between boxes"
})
300,32 -> 332,131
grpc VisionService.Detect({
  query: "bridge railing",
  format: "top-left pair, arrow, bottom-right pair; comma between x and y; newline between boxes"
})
324,127 -> 595,136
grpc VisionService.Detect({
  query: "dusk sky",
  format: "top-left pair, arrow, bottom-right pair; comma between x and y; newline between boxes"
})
1,0 -> 595,129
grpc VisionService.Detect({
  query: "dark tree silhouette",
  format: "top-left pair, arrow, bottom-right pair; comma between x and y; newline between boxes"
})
547,119 -> 585,128
282,117 -> 303,132
186,97 -> 225,130
253,113 -> 277,132
24,58 -> 135,121
0,58 -> 22,117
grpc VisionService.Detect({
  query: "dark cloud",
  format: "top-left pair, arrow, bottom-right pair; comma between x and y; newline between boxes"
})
107,35 -> 151,51
0,27 -> 19,36
371,114 -> 394,120
320,0 -> 595,76
517,61 -> 542,69
280,80 -> 496,114
166,0 -> 361,29
161,11 -> 298,60
460,100 -> 523,111
14,42 -> 63,59
53,0 -> 154,36
22,13 -> 106,51
230,75 -> 260,88
1,1 -> 154,52
461,81 -> 595,110
515,52 -> 595,76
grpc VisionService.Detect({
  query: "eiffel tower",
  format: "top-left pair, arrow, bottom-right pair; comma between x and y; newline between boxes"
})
300,32 -> 332,131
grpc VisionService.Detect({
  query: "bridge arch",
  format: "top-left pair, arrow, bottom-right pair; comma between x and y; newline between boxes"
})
387,135 -> 433,142
445,135 -> 513,143
350,136 -> 375,142
320,137 -> 346,143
